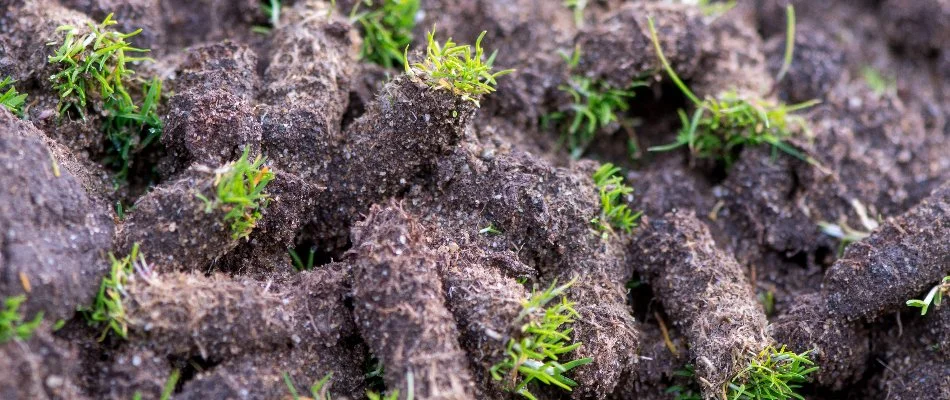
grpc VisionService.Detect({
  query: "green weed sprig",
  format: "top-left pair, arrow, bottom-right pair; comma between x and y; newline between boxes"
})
406,29 -> 514,106
0,295 -> 43,343
646,15 -> 821,168
490,279 -> 593,400
727,346 -> 817,400
48,14 -> 163,183
80,243 -> 147,341
906,276 -> 950,316
0,77 -> 28,116
197,149 -> 274,240
351,0 -> 420,68
591,163 -> 641,237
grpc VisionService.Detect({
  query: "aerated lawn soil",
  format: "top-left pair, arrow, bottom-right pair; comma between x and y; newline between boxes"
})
1,0 -> 948,399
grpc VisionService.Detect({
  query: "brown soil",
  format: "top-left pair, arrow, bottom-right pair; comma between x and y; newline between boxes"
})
1,0 -> 949,399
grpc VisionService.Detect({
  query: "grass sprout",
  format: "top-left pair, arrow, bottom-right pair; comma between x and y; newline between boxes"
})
196,148 -> 274,240
351,0 -> 420,69
646,15 -> 822,168
563,0 -> 588,27
367,370 -> 414,400
80,243 -> 149,341
0,76 -> 28,116
289,247 -> 317,271
591,163 -> 642,236
861,66 -> 896,96
48,13 -> 163,183
479,223 -> 502,235
906,276 -> 950,316
775,4 -> 796,83
727,346 -> 818,400
161,370 -> 180,400
284,372 -> 334,400
0,295 -> 43,343
405,28 -> 514,106
490,279 -> 593,400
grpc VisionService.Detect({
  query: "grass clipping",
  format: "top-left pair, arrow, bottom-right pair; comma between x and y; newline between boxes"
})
490,279 -> 592,400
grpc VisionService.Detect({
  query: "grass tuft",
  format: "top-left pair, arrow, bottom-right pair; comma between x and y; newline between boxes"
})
197,148 -> 275,240
591,163 -> 642,237
351,0 -> 420,69
646,14 -> 822,168
490,279 -> 593,400
906,276 -> 950,316
0,295 -> 43,343
47,13 -> 163,183
405,28 -> 514,107
727,346 -> 818,400
549,76 -> 645,157
80,243 -> 148,341
0,76 -> 28,117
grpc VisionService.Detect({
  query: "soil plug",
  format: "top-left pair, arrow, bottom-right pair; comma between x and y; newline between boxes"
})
350,203 -> 477,399
633,210 -> 771,397
824,182 -> 950,321
118,150 -> 273,271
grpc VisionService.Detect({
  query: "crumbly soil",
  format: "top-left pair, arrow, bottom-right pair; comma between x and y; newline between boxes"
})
1,0 -> 949,399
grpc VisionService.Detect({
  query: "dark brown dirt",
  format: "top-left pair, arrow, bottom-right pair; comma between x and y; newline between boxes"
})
1,0 -> 949,399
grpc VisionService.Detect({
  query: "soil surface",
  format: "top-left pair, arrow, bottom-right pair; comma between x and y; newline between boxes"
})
1,0 -> 948,399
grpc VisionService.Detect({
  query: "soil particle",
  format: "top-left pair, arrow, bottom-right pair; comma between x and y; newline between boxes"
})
824,182 -> 950,321
0,110 -> 113,321
632,210 -> 770,398
768,293 -> 869,390
0,330 -> 86,400
350,202 -> 477,399
575,2 -> 706,89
